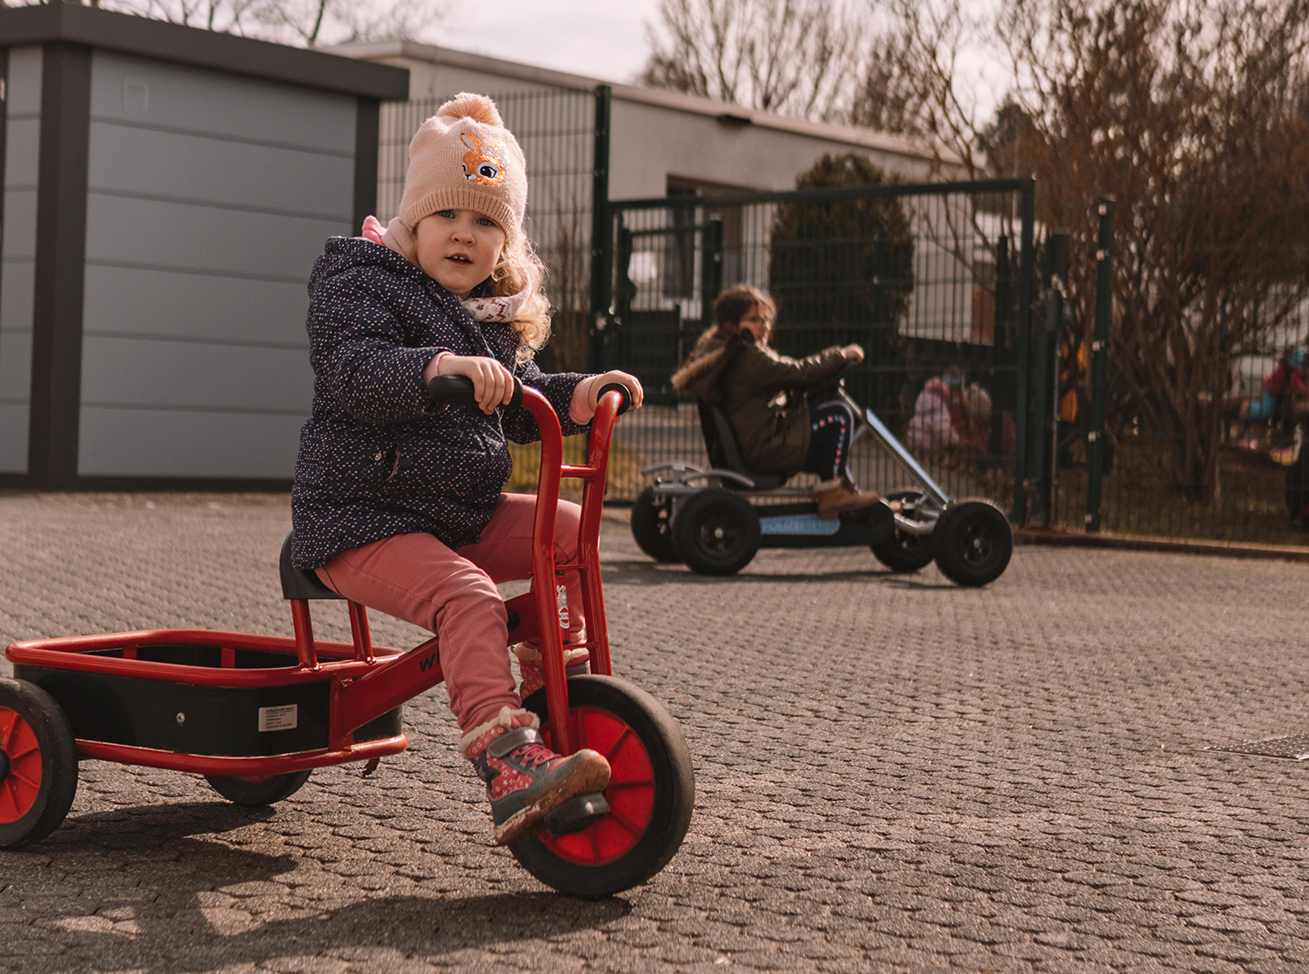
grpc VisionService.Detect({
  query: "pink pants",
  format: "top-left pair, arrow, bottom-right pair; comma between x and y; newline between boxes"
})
315,494 -> 584,732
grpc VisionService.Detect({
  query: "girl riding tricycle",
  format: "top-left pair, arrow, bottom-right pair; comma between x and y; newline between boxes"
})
1,94 -> 693,898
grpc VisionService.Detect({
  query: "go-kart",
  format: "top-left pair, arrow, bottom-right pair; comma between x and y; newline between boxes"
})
2,378 -> 693,899
631,384 -> 1013,586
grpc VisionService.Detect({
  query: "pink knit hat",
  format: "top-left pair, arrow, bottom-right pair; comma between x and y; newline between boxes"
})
396,93 -> 527,242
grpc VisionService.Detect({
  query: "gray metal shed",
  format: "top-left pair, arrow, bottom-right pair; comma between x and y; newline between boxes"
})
0,4 -> 409,489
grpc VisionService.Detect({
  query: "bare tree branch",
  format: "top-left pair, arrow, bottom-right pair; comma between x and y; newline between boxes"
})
88,0 -> 446,46
640,0 -> 869,122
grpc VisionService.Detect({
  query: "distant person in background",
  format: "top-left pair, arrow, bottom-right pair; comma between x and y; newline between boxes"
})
1243,348 -> 1308,464
962,382 -> 993,454
905,366 -> 969,456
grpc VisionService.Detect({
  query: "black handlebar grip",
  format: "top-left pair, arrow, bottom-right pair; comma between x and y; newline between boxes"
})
595,382 -> 632,415
427,374 -> 524,409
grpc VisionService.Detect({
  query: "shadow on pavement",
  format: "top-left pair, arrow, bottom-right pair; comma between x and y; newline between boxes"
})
602,558 -> 957,588
6,802 -> 631,973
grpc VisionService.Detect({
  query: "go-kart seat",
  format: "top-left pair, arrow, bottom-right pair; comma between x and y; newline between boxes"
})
695,399 -> 786,490
279,532 -> 343,601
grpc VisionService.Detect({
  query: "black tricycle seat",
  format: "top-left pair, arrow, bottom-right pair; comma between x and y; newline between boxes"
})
279,533 -> 343,601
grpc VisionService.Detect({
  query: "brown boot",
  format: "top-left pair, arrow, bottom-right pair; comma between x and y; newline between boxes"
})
814,479 -> 882,519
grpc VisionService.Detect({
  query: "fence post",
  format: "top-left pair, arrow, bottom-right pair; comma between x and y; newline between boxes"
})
991,234 -> 1012,458
1028,233 -> 1067,528
1012,179 -> 1037,524
700,216 -> 723,324
1085,199 -> 1115,532
588,84 -> 612,373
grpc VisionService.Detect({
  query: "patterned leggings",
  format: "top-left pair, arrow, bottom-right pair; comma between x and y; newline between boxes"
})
802,401 -> 854,482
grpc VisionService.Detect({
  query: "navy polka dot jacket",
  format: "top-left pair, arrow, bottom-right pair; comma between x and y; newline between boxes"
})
290,237 -> 589,570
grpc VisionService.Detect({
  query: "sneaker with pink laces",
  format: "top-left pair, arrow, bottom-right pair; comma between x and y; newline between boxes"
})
460,707 -> 610,845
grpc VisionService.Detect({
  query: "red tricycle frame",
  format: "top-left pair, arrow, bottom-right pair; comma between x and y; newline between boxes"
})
6,386 -> 624,776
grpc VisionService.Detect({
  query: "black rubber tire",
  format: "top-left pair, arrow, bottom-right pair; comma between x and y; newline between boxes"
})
933,499 -> 1013,586
870,488 -> 938,573
205,770 -> 313,806
514,675 -> 694,898
670,488 -> 761,576
0,678 -> 78,849
630,486 -> 679,562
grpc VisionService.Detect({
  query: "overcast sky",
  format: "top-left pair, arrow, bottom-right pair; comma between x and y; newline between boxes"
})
435,0 -> 662,86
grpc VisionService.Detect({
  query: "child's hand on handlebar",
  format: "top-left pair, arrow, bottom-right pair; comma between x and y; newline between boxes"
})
589,371 -> 644,411
842,344 -> 865,363
439,354 -> 516,414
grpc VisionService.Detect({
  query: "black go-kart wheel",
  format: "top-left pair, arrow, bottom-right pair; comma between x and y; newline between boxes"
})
870,487 -> 938,573
0,678 -> 78,849
630,486 -> 679,562
205,770 -> 313,806
670,488 -> 761,576
516,675 -> 694,898
934,499 -> 1013,586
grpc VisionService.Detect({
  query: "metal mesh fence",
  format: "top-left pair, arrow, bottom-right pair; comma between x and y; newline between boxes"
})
598,179 -> 1036,507
1051,200 -> 1309,543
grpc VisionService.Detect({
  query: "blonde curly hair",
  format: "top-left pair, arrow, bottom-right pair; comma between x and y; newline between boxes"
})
490,231 -> 552,362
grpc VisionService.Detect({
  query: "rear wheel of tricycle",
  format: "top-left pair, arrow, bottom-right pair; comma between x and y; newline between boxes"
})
0,678 -> 78,848
671,488 -> 760,575
516,675 -> 694,898
205,770 -> 312,805
870,488 -> 938,573
631,486 -> 679,562
934,499 -> 1013,586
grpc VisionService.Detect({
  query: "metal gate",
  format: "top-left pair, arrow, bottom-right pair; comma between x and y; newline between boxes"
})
593,178 -> 1038,515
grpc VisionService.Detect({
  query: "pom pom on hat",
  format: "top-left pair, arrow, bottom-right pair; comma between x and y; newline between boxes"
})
437,92 -> 504,127
396,92 -> 527,242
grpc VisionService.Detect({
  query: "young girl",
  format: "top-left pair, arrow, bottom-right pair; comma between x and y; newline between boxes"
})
671,284 -> 875,517
290,93 -> 643,846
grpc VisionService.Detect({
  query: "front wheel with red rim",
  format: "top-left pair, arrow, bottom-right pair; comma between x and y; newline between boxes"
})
516,675 -> 694,897
0,678 -> 78,849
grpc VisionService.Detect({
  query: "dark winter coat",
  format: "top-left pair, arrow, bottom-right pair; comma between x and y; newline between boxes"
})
290,237 -> 588,570
670,327 -> 848,476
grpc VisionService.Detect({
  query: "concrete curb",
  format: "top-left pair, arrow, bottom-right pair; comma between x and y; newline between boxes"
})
1015,527 -> 1309,562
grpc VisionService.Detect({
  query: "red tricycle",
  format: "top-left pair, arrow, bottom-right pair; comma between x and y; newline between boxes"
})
0,379 -> 694,898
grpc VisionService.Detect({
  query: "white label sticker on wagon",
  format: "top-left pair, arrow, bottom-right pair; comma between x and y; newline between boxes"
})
258,704 -> 298,732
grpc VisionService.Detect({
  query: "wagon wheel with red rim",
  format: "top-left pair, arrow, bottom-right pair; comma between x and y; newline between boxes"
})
0,679 -> 78,849
515,674 -> 694,897
205,770 -> 313,805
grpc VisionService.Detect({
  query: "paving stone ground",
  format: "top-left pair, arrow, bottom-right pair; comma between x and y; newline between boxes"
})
2,491 -> 1308,974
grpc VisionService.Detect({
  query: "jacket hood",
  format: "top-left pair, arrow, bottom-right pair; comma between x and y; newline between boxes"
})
308,235 -> 429,299
671,327 -> 744,400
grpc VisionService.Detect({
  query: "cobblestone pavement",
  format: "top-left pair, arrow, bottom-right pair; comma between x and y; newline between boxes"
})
2,492 -> 1309,974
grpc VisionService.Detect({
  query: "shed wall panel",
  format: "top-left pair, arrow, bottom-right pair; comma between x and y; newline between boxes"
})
87,121 -> 354,219
84,194 -> 344,279
82,265 -> 309,347
80,336 -> 312,413
4,117 -> 39,187
90,50 -> 356,154
75,49 -> 355,480
0,45 -> 40,474
0,331 -> 32,402
0,405 -> 28,471
3,189 -> 37,260
77,408 -> 304,478
6,46 -> 42,115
